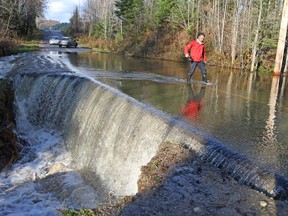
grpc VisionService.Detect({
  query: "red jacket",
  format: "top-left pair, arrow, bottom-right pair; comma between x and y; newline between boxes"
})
184,39 -> 206,62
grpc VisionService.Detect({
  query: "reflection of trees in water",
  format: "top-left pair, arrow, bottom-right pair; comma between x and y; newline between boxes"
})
257,75 -> 287,173
66,52 -> 79,67
263,76 -> 287,149
198,70 -> 288,172
70,52 -> 188,78
264,77 -> 279,145
246,72 -> 256,123
224,72 -> 233,118
278,76 -> 287,109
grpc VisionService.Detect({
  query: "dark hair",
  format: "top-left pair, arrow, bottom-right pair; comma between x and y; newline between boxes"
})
197,32 -> 205,38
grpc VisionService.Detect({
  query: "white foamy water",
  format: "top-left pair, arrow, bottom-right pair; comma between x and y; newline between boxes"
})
0,93 -> 99,216
0,55 -> 17,78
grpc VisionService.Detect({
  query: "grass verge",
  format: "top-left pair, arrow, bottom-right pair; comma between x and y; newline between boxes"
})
0,30 -> 44,56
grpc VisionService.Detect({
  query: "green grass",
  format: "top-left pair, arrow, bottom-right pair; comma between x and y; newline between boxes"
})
17,42 -> 40,53
60,209 -> 95,216
16,30 -> 44,54
257,65 -> 274,73
0,30 -> 43,56
92,47 -> 110,53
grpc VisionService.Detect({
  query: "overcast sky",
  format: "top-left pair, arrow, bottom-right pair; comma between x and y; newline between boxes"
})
45,0 -> 85,23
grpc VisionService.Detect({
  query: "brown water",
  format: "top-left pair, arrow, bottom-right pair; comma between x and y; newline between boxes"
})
64,52 -> 288,177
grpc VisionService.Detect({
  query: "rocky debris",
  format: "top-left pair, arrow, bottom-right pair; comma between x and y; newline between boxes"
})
0,79 -> 18,171
260,200 -> 268,208
138,142 -> 194,193
47,163 -> 68,176
90,142 -> 288,216
193,207 -> 202,213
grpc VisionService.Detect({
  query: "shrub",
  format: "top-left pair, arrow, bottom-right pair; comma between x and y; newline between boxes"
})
0,38 -> 18,56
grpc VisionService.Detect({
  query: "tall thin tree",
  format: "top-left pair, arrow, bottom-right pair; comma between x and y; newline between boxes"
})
274,0 -> 288,75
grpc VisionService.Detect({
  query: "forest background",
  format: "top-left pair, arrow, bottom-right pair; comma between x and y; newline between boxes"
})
0,0 -> 286,72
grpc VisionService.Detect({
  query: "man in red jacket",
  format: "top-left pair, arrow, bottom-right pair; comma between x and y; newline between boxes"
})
184,32 -> 208,83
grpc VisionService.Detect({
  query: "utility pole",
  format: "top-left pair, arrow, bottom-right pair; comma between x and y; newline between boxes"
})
274,0 -> 288,76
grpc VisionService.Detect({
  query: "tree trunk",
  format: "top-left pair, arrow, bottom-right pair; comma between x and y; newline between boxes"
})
284,50 -> 288,72
250,0 -> 263,72
220,0 -> 228,53
231,1 -> 241,65
274,0 -> 288,76
196,0 -> 202,35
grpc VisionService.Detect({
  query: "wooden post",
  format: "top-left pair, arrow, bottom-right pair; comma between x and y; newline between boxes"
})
274,0 -> 288,76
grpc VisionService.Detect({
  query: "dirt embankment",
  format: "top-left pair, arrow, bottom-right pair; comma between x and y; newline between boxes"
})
0,79 -> 18,171
81,142 -> 288,216
78,29 -> 256,70
0,30 -> 43,57
79,30 -> 191,62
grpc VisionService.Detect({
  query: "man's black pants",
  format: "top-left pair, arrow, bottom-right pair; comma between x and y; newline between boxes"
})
187,61 -> 207,82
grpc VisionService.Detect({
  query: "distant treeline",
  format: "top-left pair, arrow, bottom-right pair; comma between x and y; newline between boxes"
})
67,0 -> 284,70
37,20 -> 61,30
52,23 -> 70,32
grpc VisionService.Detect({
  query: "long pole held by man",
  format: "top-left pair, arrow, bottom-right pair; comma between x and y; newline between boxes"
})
184,32 -> 210,85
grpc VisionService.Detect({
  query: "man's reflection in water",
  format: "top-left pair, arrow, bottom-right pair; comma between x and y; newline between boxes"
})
181,84 -> 206,120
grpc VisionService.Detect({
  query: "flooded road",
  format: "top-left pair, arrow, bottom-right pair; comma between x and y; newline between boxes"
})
62,52 -> 288,177
1,50 -> 288,214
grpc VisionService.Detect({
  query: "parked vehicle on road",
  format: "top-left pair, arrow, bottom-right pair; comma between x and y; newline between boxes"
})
59,37 -> 78,48
49,36 -> 60,45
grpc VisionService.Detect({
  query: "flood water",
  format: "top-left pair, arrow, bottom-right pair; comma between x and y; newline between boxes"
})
60,52 -> 288,177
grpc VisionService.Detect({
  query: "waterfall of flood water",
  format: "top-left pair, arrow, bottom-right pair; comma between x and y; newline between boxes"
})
11,72 -> 288,205
13,73 -> 169,197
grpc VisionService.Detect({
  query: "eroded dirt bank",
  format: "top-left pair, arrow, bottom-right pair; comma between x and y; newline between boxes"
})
0,79 -> 18,171
91,143 -> 288,216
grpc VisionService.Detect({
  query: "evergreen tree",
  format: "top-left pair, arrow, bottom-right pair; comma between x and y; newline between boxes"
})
115,0 -> 143,29
154,0 -> 176,27
68,7 -> 81,36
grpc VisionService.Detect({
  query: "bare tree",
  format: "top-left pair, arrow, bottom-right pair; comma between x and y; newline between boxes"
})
231,0 -> 243,65
0,0 -> 46,37
250,0 -> 263,71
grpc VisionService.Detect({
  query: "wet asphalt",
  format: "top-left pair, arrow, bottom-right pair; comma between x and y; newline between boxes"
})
40,30 -> 92,53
